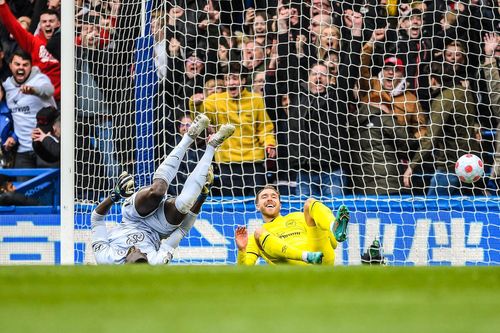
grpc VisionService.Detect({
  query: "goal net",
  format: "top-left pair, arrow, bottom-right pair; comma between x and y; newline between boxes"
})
72,0 -> 500,265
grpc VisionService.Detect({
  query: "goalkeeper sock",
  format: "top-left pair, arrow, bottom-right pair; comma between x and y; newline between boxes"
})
309,200 -> 336,232
258,230 -> 303,261
153,134 -> 193,185
175,145 -> 215,214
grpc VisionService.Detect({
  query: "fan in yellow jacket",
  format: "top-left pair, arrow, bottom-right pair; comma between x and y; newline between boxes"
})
235,185 -> 350,265
189,62 -> 276,196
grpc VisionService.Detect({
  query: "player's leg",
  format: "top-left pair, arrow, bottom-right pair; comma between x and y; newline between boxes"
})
164,165 -> 214,224
254,227 -> 323,264
173,124 -> 235,216
305,198 -> 350,242
162,162 -> 215,250
303,198 -> 336,264
304,198 -> 350,264
134,114 -> 210,216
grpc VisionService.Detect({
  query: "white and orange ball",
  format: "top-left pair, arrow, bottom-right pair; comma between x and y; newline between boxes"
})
455,154 -> 484,183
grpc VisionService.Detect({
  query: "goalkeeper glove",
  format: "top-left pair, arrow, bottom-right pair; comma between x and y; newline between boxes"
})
110,171 -> 135,202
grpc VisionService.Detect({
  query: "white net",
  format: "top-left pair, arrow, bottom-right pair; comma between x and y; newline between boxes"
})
73,0 -> 500,265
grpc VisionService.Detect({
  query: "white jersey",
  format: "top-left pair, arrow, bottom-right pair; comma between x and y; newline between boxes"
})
91,192 -> 183,265
2,67 -> 57,152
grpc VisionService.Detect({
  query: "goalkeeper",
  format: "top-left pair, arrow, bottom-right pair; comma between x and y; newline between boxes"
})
235,186 -> 350,265
91,115 -> 235,264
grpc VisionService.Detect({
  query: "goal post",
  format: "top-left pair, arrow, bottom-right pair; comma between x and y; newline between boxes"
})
61,0 -> 500,266
60,0 -> 75,265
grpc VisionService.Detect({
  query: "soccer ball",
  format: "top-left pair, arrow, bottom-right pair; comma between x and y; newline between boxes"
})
455,154 -> 484,183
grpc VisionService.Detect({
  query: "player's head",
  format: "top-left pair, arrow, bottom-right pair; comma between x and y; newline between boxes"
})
9,50 -> 32,84
255,185 -> 281,219
125,246 -> 148,264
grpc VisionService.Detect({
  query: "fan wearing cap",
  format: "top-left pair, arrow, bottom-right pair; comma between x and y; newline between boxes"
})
31,107 -> 60,164
359,28 -> 426,139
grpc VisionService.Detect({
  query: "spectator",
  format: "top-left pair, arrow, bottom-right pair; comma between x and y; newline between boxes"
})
288,62 -> 348,197
442,40 -> 469,87
1,15 -> 31,68
275,0 -> 307,93
151,9 -> 168,81
243,8 -> 271,48
349,28 -> 427,195
202,77 -> 224,97
251,70 -> 266,96
0,0 -> 61,102
191,62 -> 276,196
359,29 -> 427,142
31,107 -> 60,164
241,40 -> 267,86
0,87 -> 14,167
0,42 -> 9,82
2,50 -> 56,169
403,62 -> 482,196
482,33 -> 500,182
170,48 -> 206,114
393,8 -> 432,111
0,174 -> 39,206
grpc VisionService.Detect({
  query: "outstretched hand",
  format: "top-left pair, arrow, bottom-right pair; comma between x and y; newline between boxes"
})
235,226 -> 248,251
484,33 -> 499,57
110,171 -> 135,202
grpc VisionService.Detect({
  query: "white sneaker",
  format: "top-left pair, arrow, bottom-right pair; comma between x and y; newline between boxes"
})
208,124 -> 235,148
187,114 -> 210,139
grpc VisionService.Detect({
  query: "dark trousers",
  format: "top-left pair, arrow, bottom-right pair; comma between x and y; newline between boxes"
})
14,151 -> 58,181
216,162 -> 266,197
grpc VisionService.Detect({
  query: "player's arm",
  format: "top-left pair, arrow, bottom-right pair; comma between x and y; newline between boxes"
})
90,201 -> 115,265
235,226 -> 260,265
141,241 -> 175,265
91,172 -> 135,264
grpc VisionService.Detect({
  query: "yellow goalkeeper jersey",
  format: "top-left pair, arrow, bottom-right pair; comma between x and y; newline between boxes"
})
237,212 -> 310,265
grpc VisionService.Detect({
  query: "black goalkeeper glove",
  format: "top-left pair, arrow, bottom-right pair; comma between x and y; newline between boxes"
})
110,171 -> 135,203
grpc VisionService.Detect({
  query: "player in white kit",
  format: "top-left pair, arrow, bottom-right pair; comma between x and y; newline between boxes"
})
91,114 -> 235,264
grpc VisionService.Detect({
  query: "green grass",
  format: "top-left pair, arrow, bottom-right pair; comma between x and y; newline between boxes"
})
0,266 -> 499,333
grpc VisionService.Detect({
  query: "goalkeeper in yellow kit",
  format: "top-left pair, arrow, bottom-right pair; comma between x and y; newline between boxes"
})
235,186 -> 350,265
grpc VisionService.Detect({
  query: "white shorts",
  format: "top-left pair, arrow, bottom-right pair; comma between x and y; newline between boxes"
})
121,191 -> 178,238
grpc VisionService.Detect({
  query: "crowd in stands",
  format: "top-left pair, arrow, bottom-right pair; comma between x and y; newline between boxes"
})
1,0 -> 500,202
0,0 -> 61,190
151,0 -> 500,197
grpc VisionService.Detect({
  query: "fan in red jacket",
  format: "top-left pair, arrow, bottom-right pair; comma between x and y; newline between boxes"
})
0,0 -> 60,101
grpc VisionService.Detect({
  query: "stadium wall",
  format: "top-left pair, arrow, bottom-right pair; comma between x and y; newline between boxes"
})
1,197 -> 499,265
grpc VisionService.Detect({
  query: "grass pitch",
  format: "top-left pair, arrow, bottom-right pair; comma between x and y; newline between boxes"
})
0,266 -> 498,333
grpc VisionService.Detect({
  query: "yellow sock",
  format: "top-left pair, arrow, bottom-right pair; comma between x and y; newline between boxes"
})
309,200 -> 335,232
258,230 -> 304,261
